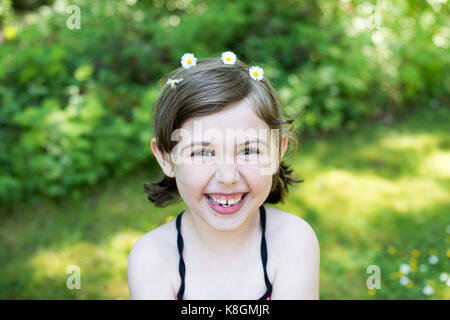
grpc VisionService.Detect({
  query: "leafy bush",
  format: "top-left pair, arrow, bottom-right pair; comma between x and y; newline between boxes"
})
0,0 -> 448,207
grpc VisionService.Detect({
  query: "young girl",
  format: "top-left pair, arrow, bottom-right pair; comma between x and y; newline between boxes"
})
127,52 -> 320,300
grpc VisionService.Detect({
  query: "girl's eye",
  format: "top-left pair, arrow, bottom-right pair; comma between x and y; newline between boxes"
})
240,148 -> 260,156
190,148 -> 260,157
191,149 -> 214,157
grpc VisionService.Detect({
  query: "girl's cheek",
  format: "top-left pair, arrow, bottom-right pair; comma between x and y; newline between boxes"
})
178,164 -> 208,181
175,167 -> 207,204
238,156 -> 277,177
238,164 -> 273,193
177,163 -> 213,187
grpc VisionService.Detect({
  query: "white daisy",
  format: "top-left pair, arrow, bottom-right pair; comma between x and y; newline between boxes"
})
399,263 -> 411,275
166,78 -> 183,88
439,272 -> 448,282
428,255 -> 439,264
399,276 -> 410,286
418,264 -> 428,272
166,78 -> 176,88
249,66 -> 264,81
221,51 -> 236,65
422,285 -> 434,295
181,53 -> 197,69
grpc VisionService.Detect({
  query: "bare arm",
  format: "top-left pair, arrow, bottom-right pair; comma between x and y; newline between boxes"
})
127,234 -> 175,299
271,215 -> 320,299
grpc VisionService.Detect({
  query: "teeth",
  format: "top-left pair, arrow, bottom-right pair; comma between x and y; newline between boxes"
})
208,194 -> 244,206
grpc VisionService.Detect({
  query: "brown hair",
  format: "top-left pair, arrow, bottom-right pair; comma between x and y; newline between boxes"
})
144,56 -> 303,207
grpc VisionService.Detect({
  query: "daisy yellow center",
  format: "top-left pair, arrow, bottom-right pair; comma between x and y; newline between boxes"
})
187,59 -> 192,64
253,71 -> 258,77
226,57 -> 231,61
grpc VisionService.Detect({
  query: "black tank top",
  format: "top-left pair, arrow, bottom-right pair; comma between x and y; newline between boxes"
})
175,205 -> 273,300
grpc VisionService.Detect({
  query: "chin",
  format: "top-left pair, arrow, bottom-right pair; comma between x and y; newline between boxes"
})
201,198 -> 255,231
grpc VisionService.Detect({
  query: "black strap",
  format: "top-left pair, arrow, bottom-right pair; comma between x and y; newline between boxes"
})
175,211 -> 186,300
175,206 -> 272,300
258,205 -> 272,300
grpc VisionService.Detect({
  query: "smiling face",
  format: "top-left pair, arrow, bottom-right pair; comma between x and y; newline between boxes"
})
151,98 -> 288,231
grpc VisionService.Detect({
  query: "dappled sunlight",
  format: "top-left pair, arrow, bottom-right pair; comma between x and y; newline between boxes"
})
29,241 -> 103,280
27,231 -> 143,299
287,154 -> 322,177
295,169 -> 449,226
390,178 -> 449,212
323,242 -> 360,271
320,244 -> 367,298
419,151 -> 450,179
106,230 -> 141,254
378,133 -> 441,153
104,277 -> 130,300
344,133 -> 443,179
101,230 -> 144,299
30,242 -> 96,278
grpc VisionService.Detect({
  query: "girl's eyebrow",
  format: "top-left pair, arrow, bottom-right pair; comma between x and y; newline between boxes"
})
181,138 -> 267,151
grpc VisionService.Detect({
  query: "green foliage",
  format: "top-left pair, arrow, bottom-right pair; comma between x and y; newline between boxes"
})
0,0 -> 448,207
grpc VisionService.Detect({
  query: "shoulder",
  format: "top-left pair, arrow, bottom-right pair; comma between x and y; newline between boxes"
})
127,217 -> 179,299
264,206 -> 320,299
265,205 -> 320,254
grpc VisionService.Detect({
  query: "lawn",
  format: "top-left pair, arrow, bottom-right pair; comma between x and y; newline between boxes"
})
0,106 -> 448,299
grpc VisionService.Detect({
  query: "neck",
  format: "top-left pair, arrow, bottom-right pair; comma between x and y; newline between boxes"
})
183,207 -> 262,257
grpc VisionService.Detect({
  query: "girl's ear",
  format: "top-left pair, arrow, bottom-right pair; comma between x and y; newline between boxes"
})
280,135 -> 288,160
151,137 -> 175,178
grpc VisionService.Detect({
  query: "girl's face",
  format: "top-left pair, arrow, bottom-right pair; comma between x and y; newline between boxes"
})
152,99 -> 288,231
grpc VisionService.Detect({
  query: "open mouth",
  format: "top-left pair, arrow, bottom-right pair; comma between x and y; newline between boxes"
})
204,192 -> 249,215
205,193 -> 247,207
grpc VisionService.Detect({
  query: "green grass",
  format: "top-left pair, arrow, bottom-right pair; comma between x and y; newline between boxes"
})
1,106 -> 449,299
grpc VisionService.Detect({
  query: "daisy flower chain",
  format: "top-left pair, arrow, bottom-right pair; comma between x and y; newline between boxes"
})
221,51 -> 236,65
166,78 -> 183,88
177,51 -> 264,83
181,53 -> 197,69
249,66 -> 264,81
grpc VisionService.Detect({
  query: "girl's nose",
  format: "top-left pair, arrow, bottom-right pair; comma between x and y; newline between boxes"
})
215,163 -> 240,185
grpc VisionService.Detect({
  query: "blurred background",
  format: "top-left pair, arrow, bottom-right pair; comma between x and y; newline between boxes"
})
0,0 -> 448,299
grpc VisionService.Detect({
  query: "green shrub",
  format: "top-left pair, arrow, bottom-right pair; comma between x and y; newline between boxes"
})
0,0 -> 448,207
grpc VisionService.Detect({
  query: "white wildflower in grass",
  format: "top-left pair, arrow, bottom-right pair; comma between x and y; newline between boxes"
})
399,263 -> 411,274
249,66 -> 264,81
447,278 -> 450,287
428,255 -> 439,264
221,51 -> 236,65
399,276 -> 410,286
422,285 -> 434,295
181,53 -> 197,69
419,264 -> 428,272
439,272 -> 448,282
